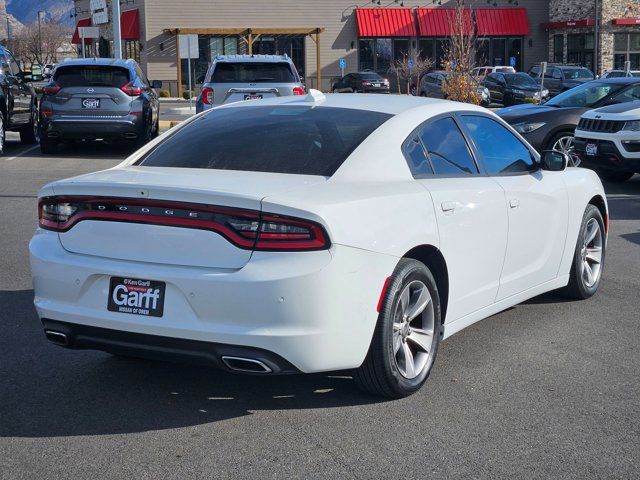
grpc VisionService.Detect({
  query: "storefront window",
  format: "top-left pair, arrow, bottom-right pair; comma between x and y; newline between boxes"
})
567,33 -> 594,70
418,39 -> 433,60
359,39 -> 374,71
476,38 -> 489,66
375,38 -> 392,73
124,40 -> 140,63
508,38 -> 522,71
359,38 -> 407,74
491,38 -> 506,65
554,35 -> 564,63
614,33 -> 640,69
435,38 -> 449,68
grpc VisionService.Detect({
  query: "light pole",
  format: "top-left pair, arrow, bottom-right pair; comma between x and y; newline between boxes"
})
37,11 -> 44,65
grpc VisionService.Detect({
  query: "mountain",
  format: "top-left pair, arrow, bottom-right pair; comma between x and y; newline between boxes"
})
7,0 -> 74,25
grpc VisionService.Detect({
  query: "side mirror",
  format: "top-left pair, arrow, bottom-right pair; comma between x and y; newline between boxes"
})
540,150 -> 568,171
151,80 -> 162,89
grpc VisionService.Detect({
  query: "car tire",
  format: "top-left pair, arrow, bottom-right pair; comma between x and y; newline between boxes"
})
136,116 -> 153,148
547,131 -> 580,167
354,258 -> 443,398
40,135 -> 58,154
19,105 -> 39,145
597,170 -> 634,182
563,204 -> 605,300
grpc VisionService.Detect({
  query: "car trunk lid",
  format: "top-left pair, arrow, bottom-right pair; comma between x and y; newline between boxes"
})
51,167 -> 325,269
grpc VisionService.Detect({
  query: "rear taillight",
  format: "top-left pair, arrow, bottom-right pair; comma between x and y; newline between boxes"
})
38,197 -> 330,251
121,81 -> 142,96
292,86 -> 305,95
42,83 -> 61,95
201,87 -> 214,104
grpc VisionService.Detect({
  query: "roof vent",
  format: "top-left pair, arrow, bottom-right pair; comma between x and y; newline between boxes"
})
304,89 -> 326,103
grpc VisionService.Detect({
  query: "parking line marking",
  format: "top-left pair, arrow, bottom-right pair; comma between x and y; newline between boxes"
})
3,145 -> 40,162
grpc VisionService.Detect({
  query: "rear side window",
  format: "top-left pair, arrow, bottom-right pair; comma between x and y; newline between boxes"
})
55,66 -> 130,87
403,136 -> 433,178
210,62 -> 295,83
137,106 -> 392,176
461,115 -> 534,174
419,117 -> 478,175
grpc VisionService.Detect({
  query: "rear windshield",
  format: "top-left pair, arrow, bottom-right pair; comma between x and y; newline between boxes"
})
137,105 -> 392,176
55,66 -> 130,87
504,73 -> 538,88
210,62 -> 296,83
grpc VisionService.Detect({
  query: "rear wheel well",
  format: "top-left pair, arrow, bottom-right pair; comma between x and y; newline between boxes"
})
589,195 -> 608,232
403,246 -> 449,324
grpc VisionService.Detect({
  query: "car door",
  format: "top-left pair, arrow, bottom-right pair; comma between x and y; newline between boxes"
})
459,114 -> 568,300
485,73 -> 503,102
546,67 -> 562,96
7,52 -> 31,124
403,115 -> 509,323
135,63 -> 158,126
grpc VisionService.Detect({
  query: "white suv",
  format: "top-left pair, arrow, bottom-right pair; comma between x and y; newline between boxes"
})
195,54 -> 305,112
574,102 -> 640,182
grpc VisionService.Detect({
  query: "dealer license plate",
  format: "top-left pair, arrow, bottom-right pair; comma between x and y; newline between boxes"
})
107,277 -> 165,317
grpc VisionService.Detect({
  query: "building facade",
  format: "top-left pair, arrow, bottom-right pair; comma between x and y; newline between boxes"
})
70,0 -> 573,94
546,0 -> 640,74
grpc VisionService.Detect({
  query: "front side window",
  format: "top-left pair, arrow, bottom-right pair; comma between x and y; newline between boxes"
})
611,85 -> 640,103
418,117 -> 477,176
137,106 -> 392,176
462,116 -> 534,174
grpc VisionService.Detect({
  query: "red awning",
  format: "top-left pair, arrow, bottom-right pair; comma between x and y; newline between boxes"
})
72,18 -> 92,45
475,8 -> 530,36
541,19 -> 594,29
356,8 -> 417,37
612,18 -> 640,25
121,9 -> 140,40
417,8 -> 473,37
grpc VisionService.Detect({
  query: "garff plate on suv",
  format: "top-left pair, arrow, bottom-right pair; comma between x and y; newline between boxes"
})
574,101 -> 640,182
195,54 -> 305,112
39,58 -> 162,154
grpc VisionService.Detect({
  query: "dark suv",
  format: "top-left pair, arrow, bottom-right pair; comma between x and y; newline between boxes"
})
0,46 -> 40,155
332,72 -> 390,93
528,64 -> 595,97
39,58 -> 162,154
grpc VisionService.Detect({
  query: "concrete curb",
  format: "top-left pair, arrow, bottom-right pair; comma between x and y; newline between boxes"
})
159,120 -> 183,131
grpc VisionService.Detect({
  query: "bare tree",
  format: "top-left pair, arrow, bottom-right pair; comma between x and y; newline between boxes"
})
441,0 -> 481,105
389,53 -> 433,95
9,19 -> 71,65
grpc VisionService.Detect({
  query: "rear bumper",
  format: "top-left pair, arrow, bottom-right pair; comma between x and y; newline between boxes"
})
574,135 -> 640,173
41,115 -> 144,140
30,229 -> 398,373
42,318 -> 300,374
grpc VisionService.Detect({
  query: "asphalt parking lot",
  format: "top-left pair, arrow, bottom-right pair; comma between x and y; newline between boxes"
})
1,135 -> 639,479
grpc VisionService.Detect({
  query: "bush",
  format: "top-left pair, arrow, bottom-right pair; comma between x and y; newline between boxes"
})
182,90 -> 194,100
158,89 -> 171,98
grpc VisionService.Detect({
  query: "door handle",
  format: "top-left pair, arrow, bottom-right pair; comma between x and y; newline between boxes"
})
441,201 -> 457,213
509,198 -> 520,209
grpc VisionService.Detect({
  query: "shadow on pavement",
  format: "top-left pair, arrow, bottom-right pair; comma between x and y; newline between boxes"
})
0,289 -> 381,439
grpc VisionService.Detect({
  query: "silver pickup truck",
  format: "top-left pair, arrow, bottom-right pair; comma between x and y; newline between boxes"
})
195,54 -> 305,112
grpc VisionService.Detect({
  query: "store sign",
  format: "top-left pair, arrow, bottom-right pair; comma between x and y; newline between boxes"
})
179,34 -> 199,59
91,0 -> 108,25
79,26 -> 100,39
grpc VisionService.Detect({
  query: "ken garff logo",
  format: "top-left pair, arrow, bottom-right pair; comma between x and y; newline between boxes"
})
87,88 -> 95,93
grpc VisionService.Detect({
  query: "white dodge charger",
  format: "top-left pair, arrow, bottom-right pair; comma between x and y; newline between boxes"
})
30,91 -> 608,398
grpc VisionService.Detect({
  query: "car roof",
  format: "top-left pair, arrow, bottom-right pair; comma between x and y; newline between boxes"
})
593,77 -> 640,84
216,90 -> 487,116
213,54 -> 292,63
58,58 -> 136,68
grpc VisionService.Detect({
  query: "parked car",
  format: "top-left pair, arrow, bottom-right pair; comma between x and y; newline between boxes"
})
600,69 -> 640,79
39,58 -> 162,154
195,54 -> 304,113
419,71 -> 490,107
31,91 -> 607,398
573,101 -> 640,182
483,72 -> 549,106
497,77 -> 640,165
332,72 -> 390,93
471,65 -> 516,81
0,45 -> 39,155
528,64 -> 595,97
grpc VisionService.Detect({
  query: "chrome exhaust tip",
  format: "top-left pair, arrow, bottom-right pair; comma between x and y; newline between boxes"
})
221,356 -> 273,374
44,330 -> 69,346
